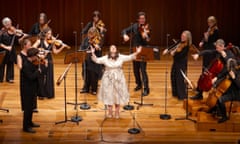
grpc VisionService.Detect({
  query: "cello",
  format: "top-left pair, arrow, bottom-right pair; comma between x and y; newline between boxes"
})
197,44 -> 233,91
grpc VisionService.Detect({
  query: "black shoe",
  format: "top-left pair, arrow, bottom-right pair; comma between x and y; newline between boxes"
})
30,123 -> 40,128
32,109 -> 39,113
142,88 -> 150,96
80,89 -> 89,93
218,116 -> 228,123
7,79 -> 14,83
190,92 -> 203,100
23,128 -> 36,133
134,85 -> 142,91
38,97 -> 44,100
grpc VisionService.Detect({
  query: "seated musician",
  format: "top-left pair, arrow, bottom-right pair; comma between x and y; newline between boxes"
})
191,39 -> 235,100
215,57 -> 240,123
29,13 -> 50,36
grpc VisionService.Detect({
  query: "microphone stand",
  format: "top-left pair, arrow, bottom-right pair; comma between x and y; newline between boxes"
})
123,23 -> 134,111
80,22 -> 91,110
55,63 -> 74,124
160,34 -> 171,120
67,31 -> 82,123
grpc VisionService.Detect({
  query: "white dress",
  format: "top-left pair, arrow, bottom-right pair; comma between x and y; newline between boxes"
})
93,54 -> 136,105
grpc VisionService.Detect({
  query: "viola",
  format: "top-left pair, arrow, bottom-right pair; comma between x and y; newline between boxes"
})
95,20 -> 107,32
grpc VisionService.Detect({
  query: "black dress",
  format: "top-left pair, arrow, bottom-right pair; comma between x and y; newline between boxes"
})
19,52 -> 37,111
29,23 -> 41,36
0,30 -> 20,82
38,40 -> 55,98
21,59 -> 39,130
170,45 -> 189,100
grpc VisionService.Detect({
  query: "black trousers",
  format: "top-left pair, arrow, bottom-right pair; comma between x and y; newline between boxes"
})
0,56 -> 14,82
133,61 -> 149,89
83,68 -> 98,92
23,95 -> 35,129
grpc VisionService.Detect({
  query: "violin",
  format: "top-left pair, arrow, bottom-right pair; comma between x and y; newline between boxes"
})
33,58 -> 47,66
138,23 -> 150,40
1,26 -> 28,36
47,39 -> 71,49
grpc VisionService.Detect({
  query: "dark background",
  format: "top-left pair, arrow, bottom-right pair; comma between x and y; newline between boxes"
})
0,0 -> 239,47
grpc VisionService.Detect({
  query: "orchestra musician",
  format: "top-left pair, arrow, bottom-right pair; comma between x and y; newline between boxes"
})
191,16 -> 219,99
0,17 -> 27,83
91,45 -> 142,118
17,39 -> 38,112
22,48 -> 41,133
80,27 -> 103,95
29,13 -> 50,36
121,11 -> 150,96
33,27 -> 69,99
215,57 -> 240,123
79,10 -> 106,95
191,39 -> 236,101
163,30 -> 192,100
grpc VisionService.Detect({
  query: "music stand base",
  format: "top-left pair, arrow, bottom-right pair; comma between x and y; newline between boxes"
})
80,103 -> 91,110
128,128 -> 140,134
0,108 -> 9,112
160,114 -> 171,120
71,116 -> 82,122
123,104 -> 134,110
55,120 -> 72,125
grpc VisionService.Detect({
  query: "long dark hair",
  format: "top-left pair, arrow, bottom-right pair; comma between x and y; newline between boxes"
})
108,45 -> 119,60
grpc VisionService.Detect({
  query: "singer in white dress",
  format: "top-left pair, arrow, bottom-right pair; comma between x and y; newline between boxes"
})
91,45 -> 142,118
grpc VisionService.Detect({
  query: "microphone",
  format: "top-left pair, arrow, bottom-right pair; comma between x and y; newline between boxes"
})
166,34 -> 170,37
73,31 -> 77,34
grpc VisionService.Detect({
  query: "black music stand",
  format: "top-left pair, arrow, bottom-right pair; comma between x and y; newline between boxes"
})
64,51 -> 85,122
175,69 -> 196,123
55,63 -> 73,125
133,46 -> 159,109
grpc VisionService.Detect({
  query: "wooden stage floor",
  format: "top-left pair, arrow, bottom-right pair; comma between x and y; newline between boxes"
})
0,47 -> 240,144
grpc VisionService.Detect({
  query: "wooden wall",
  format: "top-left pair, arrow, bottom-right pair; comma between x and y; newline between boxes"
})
0,0 -> 239,47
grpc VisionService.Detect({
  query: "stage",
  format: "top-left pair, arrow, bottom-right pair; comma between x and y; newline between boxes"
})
0,47 -> 240,144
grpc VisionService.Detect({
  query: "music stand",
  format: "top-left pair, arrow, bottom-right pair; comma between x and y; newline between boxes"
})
175,69 -> 196,123
64,51 -> 85,122
55,63 -> 73,125
133,46 -> 159,109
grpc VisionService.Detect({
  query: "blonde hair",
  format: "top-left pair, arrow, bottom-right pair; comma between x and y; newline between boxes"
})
183,30 -> 192,46
208,16 -> 217,25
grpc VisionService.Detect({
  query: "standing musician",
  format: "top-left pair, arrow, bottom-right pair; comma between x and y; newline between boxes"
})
80,10 -> 106,42
79,10 -> 106,95
121,11 -> 151,96
163,30 -> 192,100
80,27 -> 103,95
191,16 -> 219,99
22,48 -> 41,133
0,17 -> 27,83
17,39 -> 38,112
29,13 -> 50,36
33,27 -> 69,99
191,39 -> 236,101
